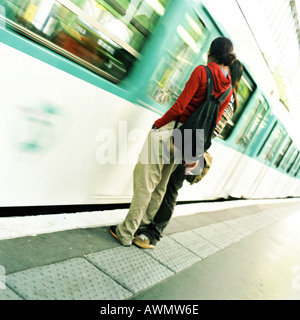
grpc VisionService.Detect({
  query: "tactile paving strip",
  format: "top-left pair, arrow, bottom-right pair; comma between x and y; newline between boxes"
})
253,212 -> 277,228
226,216 -> 260,233
192,224 -> 233,249
225,217 -> 257,235
210,222 -> 244,242
6,258 -> 131,300
86,246 -> 174,294
145,236 -> 201,273
0,287 -> 22,300
223,215 -> 264,235
170,230 -> 219,259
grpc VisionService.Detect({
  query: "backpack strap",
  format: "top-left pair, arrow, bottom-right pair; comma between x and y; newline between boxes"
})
204,66 -> 214,100
215,85 -> 232,106
174,66 -> 214,129
174,117 -> 180,129
206,66 -> 232,105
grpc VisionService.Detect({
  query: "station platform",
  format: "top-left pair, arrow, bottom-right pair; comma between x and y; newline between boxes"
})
1,198 -> 300,301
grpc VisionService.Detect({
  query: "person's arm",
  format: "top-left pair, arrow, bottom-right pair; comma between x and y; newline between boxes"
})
154,66 -> 204,129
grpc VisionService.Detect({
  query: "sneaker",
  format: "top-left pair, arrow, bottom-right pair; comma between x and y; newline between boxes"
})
133,234 -> 155,249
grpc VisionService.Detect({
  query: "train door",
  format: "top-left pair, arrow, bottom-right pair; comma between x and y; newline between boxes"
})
217,96 -> 273,198
274,145 -> 298,197
212,71 -> 256,197
267,135 -> 292,197
249,123 -> 286,197
133,2 -> 222,119
283,150 -> 300,196
235,98 -> 271,154
289,158 -> 300,196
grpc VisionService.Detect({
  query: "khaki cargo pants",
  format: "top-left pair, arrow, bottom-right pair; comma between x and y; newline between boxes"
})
116,121 -> 179,245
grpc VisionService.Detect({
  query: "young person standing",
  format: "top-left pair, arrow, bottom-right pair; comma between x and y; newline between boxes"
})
133,60 -> 244,249
110,37 -> 236,247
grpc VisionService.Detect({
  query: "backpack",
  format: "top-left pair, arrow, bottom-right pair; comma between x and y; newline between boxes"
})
172,66 -> 232,164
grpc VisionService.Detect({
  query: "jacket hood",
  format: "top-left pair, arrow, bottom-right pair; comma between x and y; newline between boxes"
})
207,62 -> 232,93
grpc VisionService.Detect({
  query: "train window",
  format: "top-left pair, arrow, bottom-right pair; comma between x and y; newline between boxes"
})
284,149 -> 298,173
281,146 -> 296,172
237,99 -> 269,148
273,137 -> 292,168
294,161 -> 300,177
287,152 -> 300,174
219,72 -> 255,140
258,125 -> 283,164
146,10 -> 208,106
2,0 -> 170,82
290,156 -> 300,176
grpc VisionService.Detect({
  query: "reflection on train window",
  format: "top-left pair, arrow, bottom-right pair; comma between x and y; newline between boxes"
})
293,160 -> 300,177
2,0 -> 170,82
282,146 -> 297,172
237,100 -> 269,148
287,151 -> 300,174
220,73 -> 255,140
147,10 -> 208,107
259,126 -> 283,164
273,137 -> 292,168
290,156 -> 300,176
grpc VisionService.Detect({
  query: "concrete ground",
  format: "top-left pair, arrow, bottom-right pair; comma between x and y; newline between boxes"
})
0,199 -> 300,301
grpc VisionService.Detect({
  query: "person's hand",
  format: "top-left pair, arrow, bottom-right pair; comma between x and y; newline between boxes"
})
184,161 -> 199,174
151,124 -> 157,131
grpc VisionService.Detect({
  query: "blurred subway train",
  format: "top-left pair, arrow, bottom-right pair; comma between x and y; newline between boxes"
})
0,0 -> 300,211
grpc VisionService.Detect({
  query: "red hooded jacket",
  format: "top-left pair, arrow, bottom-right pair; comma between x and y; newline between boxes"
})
154,62 -> 233,129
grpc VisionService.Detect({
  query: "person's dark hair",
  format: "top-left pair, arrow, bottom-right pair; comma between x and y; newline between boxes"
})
208,37 -> 236,66
229,59 -> 243,111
